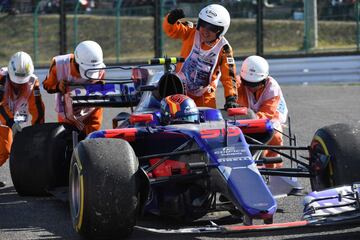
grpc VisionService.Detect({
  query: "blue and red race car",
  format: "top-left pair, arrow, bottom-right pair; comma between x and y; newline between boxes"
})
9,58 -> 360,239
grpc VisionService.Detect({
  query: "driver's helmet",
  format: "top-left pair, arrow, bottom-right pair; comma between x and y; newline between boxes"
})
160,94 -> 199,124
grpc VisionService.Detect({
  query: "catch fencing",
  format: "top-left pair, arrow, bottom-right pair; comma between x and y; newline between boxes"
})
0,0 -> 359,67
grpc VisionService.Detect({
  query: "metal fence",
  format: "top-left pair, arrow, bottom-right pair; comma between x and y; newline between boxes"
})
0,0 -> 359,67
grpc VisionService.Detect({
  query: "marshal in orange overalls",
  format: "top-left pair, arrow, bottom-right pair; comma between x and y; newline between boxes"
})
0,70 -> 45,166
43,54 -> 104,135
163,14 -> 237,108
237,76 -> 288,168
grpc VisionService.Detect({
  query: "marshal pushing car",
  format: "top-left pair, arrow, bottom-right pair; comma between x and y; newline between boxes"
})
9,58 -> 360,239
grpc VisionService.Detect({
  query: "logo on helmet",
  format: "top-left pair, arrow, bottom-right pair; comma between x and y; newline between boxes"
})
205,9 -> 217,18
184,105 -> 197,114
25,63 -> 31,74
169,94 -> 186,104
11,61 -> 16,72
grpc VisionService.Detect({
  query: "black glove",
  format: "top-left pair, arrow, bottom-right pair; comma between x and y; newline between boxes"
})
224,96 -> 239,110
167,9 -> 185,24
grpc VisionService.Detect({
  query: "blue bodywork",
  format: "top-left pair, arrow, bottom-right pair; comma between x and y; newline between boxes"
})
81,69 -> 277,220
88,108 -> 277,220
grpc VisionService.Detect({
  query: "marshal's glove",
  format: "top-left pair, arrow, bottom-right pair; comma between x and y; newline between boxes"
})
12,122 -> 22,137
224,96 -> 239,110
167,9 -> 185,24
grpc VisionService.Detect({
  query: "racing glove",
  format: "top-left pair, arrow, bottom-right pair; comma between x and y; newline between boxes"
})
224,96 -> 239,110
167,9 -> 185,24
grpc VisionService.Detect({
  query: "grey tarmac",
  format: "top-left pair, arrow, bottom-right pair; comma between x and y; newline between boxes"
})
0,84 -> 360,240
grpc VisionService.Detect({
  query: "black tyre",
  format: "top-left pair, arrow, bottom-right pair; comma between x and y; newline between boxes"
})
10,123 -> 75,196
70,138 -> 139,239
310,123 -> 360,191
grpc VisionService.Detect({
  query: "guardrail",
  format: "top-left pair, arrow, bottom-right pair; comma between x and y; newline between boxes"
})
268,55 -> 360,84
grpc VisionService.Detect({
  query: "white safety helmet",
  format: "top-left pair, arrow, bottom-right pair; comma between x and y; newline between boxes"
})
197,4 -> 230,37
8,51 -> 34,84
74,40 -> 105,79
240,55 -> 269,83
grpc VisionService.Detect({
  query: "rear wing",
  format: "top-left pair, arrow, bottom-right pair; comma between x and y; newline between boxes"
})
69,82 -> 139,108
67,57 -> 184,109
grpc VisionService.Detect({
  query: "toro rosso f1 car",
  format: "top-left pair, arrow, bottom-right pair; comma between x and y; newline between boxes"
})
9,58 -> 360,239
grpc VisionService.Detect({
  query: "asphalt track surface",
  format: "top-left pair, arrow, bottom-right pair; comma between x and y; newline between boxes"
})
1,83 -> 360,240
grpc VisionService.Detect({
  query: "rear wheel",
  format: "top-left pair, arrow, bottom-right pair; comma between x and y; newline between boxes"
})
70,138 -> 140,239
310,123 -> 360,191
10,123 -> 75,196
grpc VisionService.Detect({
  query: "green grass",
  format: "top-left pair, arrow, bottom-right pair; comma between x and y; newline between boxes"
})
0,14 -> 358,67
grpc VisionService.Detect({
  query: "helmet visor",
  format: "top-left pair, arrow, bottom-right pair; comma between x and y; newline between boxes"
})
79,62 -> 106,79
198,19 -> 223,33
9,69 -> 32,84
241,77 -> 266,88
181,114 -> 199,123
171,114 -> 199,124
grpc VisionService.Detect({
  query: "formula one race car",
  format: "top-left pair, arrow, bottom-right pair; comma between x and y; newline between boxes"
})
9,58 -> 360,239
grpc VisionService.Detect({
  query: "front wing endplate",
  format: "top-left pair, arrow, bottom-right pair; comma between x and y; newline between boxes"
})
135,213 -> 360,234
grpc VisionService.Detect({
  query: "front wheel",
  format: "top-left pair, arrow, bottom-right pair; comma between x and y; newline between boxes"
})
309,123 -> 360,191
70,138 -> 140,239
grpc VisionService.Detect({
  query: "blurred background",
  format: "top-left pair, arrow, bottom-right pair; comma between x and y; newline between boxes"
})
0,0 -> 358,66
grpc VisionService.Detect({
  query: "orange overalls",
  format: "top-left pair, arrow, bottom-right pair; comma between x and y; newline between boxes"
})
237,76 -> 288,167
43,54 -> 103,135
0,73 -> 45,166
163,14 -> 237,108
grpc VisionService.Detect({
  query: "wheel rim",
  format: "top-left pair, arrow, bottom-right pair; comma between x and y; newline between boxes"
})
70,162 -> 81,219
310,138 -> 333,190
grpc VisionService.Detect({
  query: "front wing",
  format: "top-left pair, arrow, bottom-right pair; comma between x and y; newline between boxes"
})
135,213 -> 360,234
136,183 -> 360,234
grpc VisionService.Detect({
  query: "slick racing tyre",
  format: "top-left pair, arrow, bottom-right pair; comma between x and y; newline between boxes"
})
310,123 -> 360,191
10,123 -> 75,196
70,138 -> 140,239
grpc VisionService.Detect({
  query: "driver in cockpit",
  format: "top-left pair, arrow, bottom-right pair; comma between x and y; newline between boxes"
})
160,94 -> 200,125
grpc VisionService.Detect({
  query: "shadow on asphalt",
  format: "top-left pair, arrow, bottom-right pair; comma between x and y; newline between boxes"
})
1,185 -> 360,240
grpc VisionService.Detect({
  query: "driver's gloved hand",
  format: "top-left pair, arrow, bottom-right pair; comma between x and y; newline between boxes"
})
168,9 -> 185,24
224,96 -> 239,110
